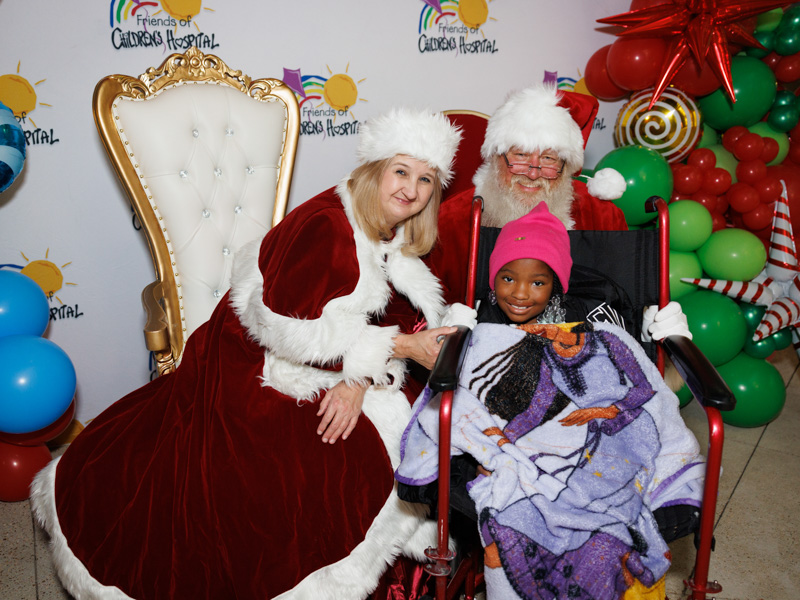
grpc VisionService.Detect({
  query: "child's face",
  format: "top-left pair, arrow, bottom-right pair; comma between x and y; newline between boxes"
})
494,258 -> 554,324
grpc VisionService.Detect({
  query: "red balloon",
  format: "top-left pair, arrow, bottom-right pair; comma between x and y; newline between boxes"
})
691,190 -> 718,212
687,147 -> 717,169
736,159 -> 768,185
722,126 -> 750,153
671,56 -> 723,97
743,204 -> 774,231
670,191 -> 693,203
776,54 -> 800,84
788,141 -> 800,164
584,45 -> 629,101
0,440 -> 51,502
789,121 -> 800,142
761,138 -> 780,163
673,164 -> 704,194
0,401 -> 75,446
702,167 -> 733,195
606,37 -> 668,91
716,194 -> 730,214
727,182 -> 760,213
733,133 -> 766,162
763,52 -> 782,70
754,177 -> 782,204
769,163 -> 800,239
711,212 -> 729,231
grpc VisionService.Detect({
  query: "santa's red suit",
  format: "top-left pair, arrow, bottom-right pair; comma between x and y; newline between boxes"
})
32,181 -> 444,600
427,180 -> 629,305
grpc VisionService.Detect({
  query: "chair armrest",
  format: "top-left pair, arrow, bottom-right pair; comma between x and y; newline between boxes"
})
429,326 -> 472,394
141,281 -> 170,352
661,335 -> 736,411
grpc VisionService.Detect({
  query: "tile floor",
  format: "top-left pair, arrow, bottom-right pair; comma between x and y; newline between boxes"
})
1,348 -> 798,600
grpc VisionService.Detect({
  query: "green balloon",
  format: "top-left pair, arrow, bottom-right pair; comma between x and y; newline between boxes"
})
675,383 -> 693,408
773,90 -> 797,107
743,334 -> 776,359
697,56 -> 777,130
696,228 -> 767,281
717,352 -> 786,427
740,303 -> 767,330
679,290 -> 747,366
768,104 -> 800,133
773,25 -> 800,55
746,30 -> 774,58
780,4 -> 800,31
696,124 -> 719,149
595,145 -> 672,226
771,327 -> 793,350
670,251 -> 703,299
756,8 -> 784,33
706,144 -> 738,182
669,200 -> 713,252
748,121 -> 790,166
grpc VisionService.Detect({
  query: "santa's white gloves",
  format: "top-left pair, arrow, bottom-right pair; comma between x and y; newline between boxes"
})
441,303 -> 478,330
641,301 -> 692,343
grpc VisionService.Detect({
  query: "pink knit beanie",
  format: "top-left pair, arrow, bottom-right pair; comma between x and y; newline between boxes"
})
489,203 -> 572,292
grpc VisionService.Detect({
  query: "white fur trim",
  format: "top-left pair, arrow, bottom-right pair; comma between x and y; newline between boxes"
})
356,108 -> 462,187
587,167 -> 627,200
482,85 -> 584,170
230,179 -> 445,397
31,457 -> 134,600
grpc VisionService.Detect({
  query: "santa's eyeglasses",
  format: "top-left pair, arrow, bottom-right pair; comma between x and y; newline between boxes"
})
502,153 -> 565,179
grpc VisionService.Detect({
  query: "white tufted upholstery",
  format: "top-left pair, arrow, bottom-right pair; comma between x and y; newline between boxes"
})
94,48 -> 299,375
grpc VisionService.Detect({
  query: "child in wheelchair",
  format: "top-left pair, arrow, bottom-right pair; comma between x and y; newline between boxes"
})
396,204 -> 705,600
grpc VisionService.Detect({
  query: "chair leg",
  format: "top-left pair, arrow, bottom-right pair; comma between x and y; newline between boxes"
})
684,406 -> 724,600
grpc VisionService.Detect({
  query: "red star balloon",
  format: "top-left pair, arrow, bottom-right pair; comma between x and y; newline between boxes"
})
598,0 -> 795,107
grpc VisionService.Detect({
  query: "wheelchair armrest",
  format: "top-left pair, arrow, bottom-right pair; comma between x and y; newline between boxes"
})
428,326 -> 472,394
661,335 -> 736,411
141,280 -> 170,353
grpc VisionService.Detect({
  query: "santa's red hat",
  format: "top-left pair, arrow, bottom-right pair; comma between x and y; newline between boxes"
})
481,85 -> 625,200
481,85 -> 598,169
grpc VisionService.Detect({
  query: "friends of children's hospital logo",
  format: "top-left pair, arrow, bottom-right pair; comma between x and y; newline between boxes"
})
282,65 -> 367,138
1,250 -> 81,322
418,0 -> 498,55
109,0 -> 220,52
0,62 -> 59,147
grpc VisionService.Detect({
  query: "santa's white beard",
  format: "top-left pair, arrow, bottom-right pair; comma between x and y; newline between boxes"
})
474,160 -> 576,229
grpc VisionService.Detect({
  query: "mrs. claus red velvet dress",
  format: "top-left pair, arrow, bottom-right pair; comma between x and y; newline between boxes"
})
31,179 -> 445,600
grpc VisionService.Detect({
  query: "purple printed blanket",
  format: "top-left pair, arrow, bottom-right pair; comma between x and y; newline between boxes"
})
396,321 -> 705,600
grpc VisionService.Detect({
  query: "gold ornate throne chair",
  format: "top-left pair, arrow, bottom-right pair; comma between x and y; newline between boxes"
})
93,47 -> 300,376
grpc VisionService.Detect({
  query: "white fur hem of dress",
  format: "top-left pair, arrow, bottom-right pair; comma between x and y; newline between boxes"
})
30,388 -> 439,600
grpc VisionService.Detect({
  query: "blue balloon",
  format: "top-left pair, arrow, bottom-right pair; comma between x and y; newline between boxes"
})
0,101 -> 26,193
0,335 -> 76,434
0,270 -> 49,337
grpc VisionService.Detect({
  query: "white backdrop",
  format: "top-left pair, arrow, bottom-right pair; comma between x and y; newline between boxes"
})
0,0 -> 628,427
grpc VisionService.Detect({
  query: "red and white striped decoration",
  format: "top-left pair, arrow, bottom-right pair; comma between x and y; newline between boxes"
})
766,181 -> 800,282
755,296 -> 800,341
680,277 -> 773,306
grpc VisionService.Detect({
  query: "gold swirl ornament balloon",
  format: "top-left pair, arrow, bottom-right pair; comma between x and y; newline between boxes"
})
614,87 -> 702,164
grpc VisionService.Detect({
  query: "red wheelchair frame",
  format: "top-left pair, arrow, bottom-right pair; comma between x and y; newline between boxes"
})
422,196 -> 735,600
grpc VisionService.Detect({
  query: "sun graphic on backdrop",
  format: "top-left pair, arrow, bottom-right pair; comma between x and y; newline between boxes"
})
321,64 -> 367,118
457,0 -> 490,28
20,249 -> 76,304
154,0 -> 215,32
0,62 -> 51,126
